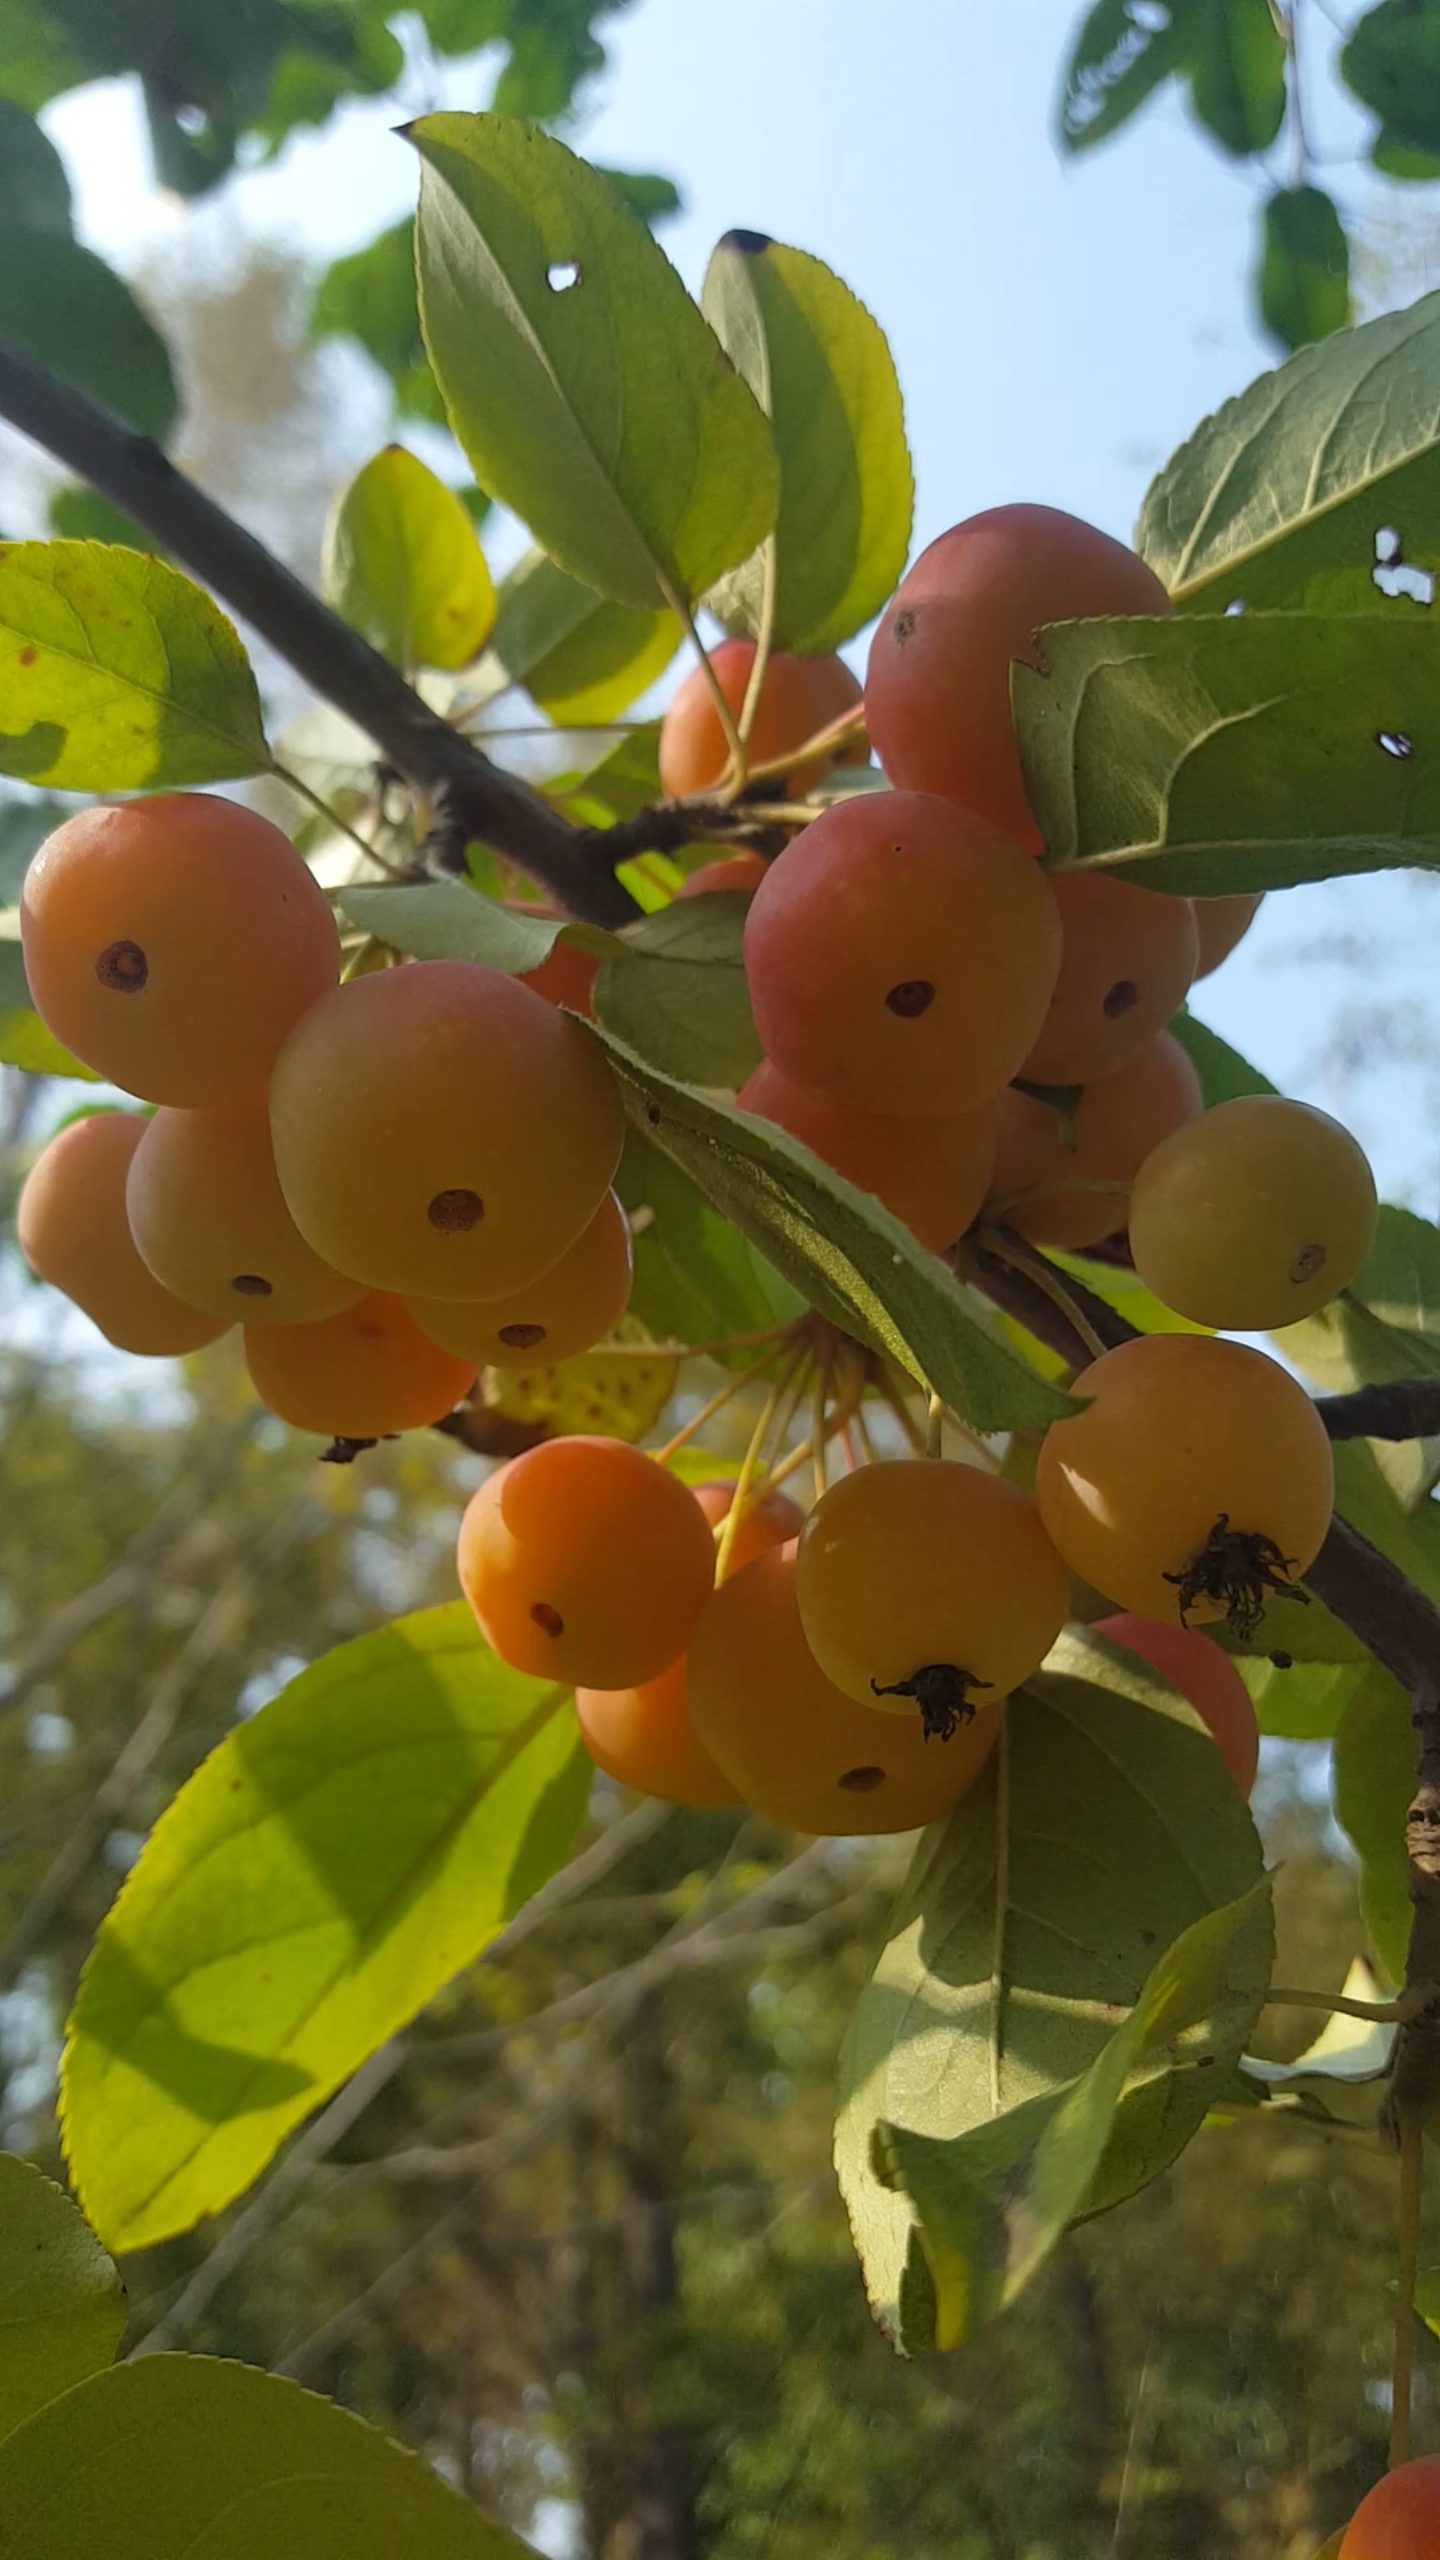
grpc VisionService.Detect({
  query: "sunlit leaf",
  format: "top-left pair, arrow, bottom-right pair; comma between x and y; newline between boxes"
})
0,2156 -> 124,2442
593,893 -> 761,1088
323,446 -> 496,671
487,545 -> 681,722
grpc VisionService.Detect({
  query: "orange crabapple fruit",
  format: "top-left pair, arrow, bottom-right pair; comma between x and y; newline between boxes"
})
407,1190 -> 632,1370
126,1100 -> 367,1329
742,789 -> 1062,1118
986,1029 -> 1202,1252
864,504 -> 1173,849
268,959 -> 623,1302
1093,1614 -> 1260,1795
512,908 -> 600,1017
1338,2457 -> 1440,2558
243,1293 -> 475,1439
795,1459 -> 1070,1739
737,1057 -> 995,1253
676,852 -> 770,897
1035,1335 -> 1334,1636
1018,871 -> 1199,1089
457,1437 -> 717,1691
1192,891 -> 1263,979
17,1111 -> 232,1358
658,638 -> 866,801
20,794 -> 339,1106
1127,1095 -> 1378,1333
687,1541 -> 998,1833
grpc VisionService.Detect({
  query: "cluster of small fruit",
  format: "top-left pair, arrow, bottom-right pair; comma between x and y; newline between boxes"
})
15,793 -> 633,1438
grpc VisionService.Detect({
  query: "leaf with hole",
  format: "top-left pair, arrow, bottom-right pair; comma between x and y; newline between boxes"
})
1138,286 -> 1440,610
836,1627 -> 1268,2351
0,543 -> 268,791
322,446 -> 495,672
592,1026 -> 1076,1432
412,115 -> 778,610
1015,610 -> 1440,892
593,893 -> 761,1088
0,2155 -> 125,2442
700,232 -> 913,652
61,1604 -> 589,2249
482,1335 -> 679,1444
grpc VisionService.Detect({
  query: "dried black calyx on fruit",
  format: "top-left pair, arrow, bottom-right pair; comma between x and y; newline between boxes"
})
1163,1514 -> 1309,1642
870,1664 -> 989,1742
321,1436 -> 379,1465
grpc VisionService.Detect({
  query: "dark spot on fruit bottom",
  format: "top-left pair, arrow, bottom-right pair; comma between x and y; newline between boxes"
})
1102,978 -> 1139,1020
885,979 -> 935,1019
1290,1241 -> 1327,1284
499,1322 -> 547,1350
838,1766 -> 886,1793
428,1188 -> 484,1232
230,1274 -> 273,1298
96,939 -> 147,994
871,1663 -> 989,1742
530,1601 -> 564,1639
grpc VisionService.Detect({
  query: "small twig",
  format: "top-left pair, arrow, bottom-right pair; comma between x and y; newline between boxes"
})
1316,1379 -> 1440,1443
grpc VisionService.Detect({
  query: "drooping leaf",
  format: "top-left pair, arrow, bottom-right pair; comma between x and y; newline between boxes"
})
1057,0 -> 1195,152
1258,185 -> 1352,354
593,1028 -> 1077,1432
615,1125 -> 804,1353
1240,1955 -> 1393,2130
0,232 -> 176,441
322,446 -> 496,671
592,892 -> 762,1088
487,545 -> 681,721
412,115 -> 778,609
0,2353 -> 534,2557
1014,610 -> 1440,894
1188,0 -> 1287,156
0,101 -> 71,233
836,1627 -> 1267,2351
62,1604 -> 589,2250
1331,1660 -> 1415,1985
0,543 -> 268,790
0,2156 -> 125,2441
1342,0 -> 1440,159
700,232 -> 913,653
339,880 -> 622,973
1137,288 -> 1440,611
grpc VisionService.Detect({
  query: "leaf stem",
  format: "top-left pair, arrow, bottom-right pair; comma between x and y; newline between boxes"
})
666,580 -> 748,790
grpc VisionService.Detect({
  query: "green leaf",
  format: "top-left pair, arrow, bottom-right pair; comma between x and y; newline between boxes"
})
1136,287 -> 1440,612
1240,1956 -> 1393,2128
62,1603 -> 589,2250
312,218 -> 446,424
0,2156 -> 125,2441
548,721 -> 664,827
594,1026 -> 1077,1430
0,101 -> 70,233
880,1886 -> 1273,2349
700,232 -> 913,653
0,796 -> 66,906
615,1125 -> 804,1353
322,446 -> 496,671
0,542 -> 268,790
0,2352 -> 535,2556
1258,185 -> 1352,354
836,1627 -> 1267,2351
1371,129 -> 1440,179
339,879 -> 622,973
1169,1010 -> 1279,1104
1276,1220 -> 1440,1507
1235,1655 -> 1366,1740
1057,0 -> 1194,152
487,545 -> 681,722
0,234 -> 176,440
1188,0 -> 1287,156
1332,1660 -> 1415,1984
47,485 -> 163,555
1014,610 -> 1440,894
412,114 -> 779,609
1343,0 -> 1440,159
592,893 -> 762,1089
1416,2265 -> 1440,2341
592,165 -> 682,226
0,907 -> 105,1077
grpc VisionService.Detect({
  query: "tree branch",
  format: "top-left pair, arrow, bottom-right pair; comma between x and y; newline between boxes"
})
0,340 -> 639,929
1315,1379 -> 1440,1443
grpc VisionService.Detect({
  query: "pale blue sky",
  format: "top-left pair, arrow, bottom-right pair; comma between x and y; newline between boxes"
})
36,0 -> 1440,1202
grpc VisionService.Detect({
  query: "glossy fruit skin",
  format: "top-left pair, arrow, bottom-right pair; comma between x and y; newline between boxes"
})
1192,891 -> 1263,979
865,506 -> 1173,848
269,960 -> 624,1302
1094,1614 -> 1259,1794
676,853 -> 769,898
658,639 -> 866,800
17,1112 -> 232,1357
1338,2456 -> 1440,2557
988,1029 -> 1202,1251
688,1542 -> 998,1833
694,1478 -> 805,1576
738,1057 -> 995,1252
576,1657 -> 741,1809
513,908 -> 600,1018
408,1191 -> 632,1370
127,1101 -> 367,1328
1019,872 -> 1198,1087
1035,1335 -> 1335,1628
457,1437 -> 717,1690
20,795 -> 339,1106
796,1460 -> 1069,1720
1128,1095 -> 1379,1332
743,790 -> 1062,1118
244,1292 -> 475,1438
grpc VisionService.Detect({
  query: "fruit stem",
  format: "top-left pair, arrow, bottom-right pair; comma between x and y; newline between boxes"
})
666,583 -> 749,793
713,1344 -> 810,1586
977,1225 -> 1112,1365
650,1336 -> 799,1467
